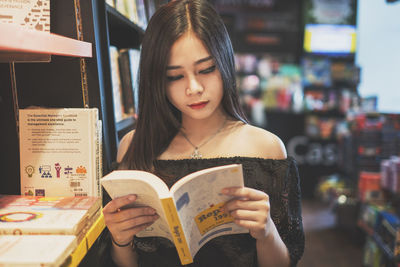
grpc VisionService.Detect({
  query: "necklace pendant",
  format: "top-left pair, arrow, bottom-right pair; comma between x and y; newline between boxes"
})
191,148 -> 202,159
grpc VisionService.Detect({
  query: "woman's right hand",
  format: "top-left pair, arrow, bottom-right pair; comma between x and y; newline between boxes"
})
103,194 -> 159,246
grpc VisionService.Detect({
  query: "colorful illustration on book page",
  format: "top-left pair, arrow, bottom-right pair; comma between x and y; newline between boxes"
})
194,202 -> 234,235
172,166 -> 247,254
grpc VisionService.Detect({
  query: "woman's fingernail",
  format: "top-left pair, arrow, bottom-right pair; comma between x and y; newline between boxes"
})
147,208 -> 156,214
128,195 -> 136,201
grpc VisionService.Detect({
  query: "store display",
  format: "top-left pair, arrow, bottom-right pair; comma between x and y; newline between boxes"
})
303,24 -> 357,55
376,211 -> 400,258
315,174 -> 353,202
302,57 -> 332,87
381,156 -> 400,193
363,236 -> 382,266
236,53 -> 303,115
358,171 -> 382,202
331,61 -> 360,85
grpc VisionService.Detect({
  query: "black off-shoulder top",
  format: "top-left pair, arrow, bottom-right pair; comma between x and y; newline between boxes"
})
100,157 -> 304,267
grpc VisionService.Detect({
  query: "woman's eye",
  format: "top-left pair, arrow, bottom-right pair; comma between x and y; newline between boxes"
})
199,65 -> 216,74
167,75 -> 183,81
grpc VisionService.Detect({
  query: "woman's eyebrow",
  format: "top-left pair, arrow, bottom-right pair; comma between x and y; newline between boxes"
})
166,56 -> 213,70
195,56 -> 213,64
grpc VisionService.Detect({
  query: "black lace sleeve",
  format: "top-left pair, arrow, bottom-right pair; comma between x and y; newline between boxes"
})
242,157 -> 304,266
283,158 -> 305,266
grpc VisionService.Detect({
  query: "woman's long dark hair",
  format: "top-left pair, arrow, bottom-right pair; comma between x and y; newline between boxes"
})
120,0 -> 247,171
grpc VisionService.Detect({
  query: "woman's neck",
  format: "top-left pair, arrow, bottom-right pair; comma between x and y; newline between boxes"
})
180,113 -> 228,144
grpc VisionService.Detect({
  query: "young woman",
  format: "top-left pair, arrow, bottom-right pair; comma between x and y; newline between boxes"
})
102,1 -> 304,266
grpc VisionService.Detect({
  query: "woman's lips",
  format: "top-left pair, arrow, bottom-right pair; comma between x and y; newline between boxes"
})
188,101 -> 208,109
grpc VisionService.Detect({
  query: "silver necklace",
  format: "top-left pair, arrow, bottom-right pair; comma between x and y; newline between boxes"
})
181,120 -> 227,159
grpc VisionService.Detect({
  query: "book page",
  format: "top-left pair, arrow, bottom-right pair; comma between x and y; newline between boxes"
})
170,164 -> 249,257
101,170 -> 173,241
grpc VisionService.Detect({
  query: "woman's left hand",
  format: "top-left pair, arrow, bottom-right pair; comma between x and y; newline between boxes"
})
222,187 -> 272,240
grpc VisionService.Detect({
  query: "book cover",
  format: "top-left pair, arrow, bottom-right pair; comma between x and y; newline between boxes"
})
128,48 -> 140,115
101,164 -> 248,265
143,0 -> 156,22
126,0 -> 138,25
118,49 -> 135,115
136,0 -> 147,28
109,46 -> 125,122
0,0 -> 50,32
0,195 -> 101,236
0,205 -> 105,267
95,119 -> 103,198
115,0 -> 129,18
0,0 -> 51,62
19,108 -> 101,197
0,235 -> 77,267
105,0 -> 115,8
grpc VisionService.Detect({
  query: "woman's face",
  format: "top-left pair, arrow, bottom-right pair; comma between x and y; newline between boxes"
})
165,31 -> 224,122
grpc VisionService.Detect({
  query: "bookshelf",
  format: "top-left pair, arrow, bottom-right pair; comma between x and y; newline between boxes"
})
0,0 -> 159,193
106,3 -> 145,48
0,0 -> 158,266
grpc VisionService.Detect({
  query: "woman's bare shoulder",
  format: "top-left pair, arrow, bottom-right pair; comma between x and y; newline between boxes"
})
116,130 -> 135,163
236,124 -> 287,159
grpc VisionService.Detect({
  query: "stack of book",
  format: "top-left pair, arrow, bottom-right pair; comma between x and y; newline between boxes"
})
0,195 -> 105,266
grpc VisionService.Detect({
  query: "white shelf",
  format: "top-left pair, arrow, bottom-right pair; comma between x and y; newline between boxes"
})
0,23 -> 92,59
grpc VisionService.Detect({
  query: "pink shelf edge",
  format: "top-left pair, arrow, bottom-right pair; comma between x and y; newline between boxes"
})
0,23 -> 92,58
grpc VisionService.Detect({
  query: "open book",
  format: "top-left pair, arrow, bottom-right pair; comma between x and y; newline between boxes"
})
101,164 -> 248,265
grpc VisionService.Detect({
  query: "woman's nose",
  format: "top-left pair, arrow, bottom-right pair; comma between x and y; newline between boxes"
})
186,75 -> 204,95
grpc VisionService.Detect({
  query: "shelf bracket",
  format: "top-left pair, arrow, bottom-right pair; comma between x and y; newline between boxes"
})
10,62 -> 19,137
74,0 -> 90,108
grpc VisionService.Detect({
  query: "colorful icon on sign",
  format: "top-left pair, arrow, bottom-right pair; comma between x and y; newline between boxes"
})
39,165 -> 52,178
25,165 -> 34,177
54,163 -> 62,178
76,166 -> 87,174
64,165 -> 73,177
